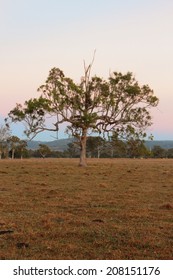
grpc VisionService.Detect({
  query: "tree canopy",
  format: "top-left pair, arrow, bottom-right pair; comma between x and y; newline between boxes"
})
8,61 -> 159,166
38,144 -> 51,158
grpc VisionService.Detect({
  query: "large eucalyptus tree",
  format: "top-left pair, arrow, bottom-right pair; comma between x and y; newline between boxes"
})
8,61 -> 159,166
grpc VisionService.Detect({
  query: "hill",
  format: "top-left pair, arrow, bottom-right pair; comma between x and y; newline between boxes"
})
26,138 -> 173,152
145,140 -> 173,150
26,138 -> 75,151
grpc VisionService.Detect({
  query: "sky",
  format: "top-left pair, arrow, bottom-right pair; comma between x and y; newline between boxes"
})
0,0 -> 173,141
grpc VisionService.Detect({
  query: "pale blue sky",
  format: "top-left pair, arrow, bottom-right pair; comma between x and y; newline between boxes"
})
0,0 -> 173,140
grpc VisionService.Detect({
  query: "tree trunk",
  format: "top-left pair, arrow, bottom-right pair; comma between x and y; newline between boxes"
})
97,147 -> 100,158
12,148 -> 15,159
21,149 -> 23,160
79,129 -> 87,167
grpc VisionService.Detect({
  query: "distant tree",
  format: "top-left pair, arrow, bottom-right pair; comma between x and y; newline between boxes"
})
15,140 -> 28,159
86,136 -> 105,158
7,57 -> 159,166
126,137 -> 150,158
66,142 -> 80,158
20,140 -> 27,159
27,149 -> 38,158
8,136 -> 22,159
38,144 -> 51,158
109,131 -> 151,158
52,150 -> 65,158
0,125 -> 11,159
15,145 -> 29,159
167,148 -> 173,158
109,133 -> 127,157
152,145 -> 166,158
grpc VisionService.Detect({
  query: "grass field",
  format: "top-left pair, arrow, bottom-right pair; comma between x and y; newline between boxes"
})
0,158 -> 173,260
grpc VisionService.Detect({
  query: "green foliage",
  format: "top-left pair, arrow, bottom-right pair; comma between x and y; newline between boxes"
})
151,145 -> 166,158
167,148 -> 173,158
7,136 -> 27,159
126,138 -> 150,158
66,142 -> 80,158
8,67 -> 158,138
7,62 -> 159,165
86,136 -> 106,158
38,144 -> 51,158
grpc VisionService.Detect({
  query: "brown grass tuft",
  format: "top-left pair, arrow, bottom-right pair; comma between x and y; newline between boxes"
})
159,203 -> 173,210
98,183 -> 108,188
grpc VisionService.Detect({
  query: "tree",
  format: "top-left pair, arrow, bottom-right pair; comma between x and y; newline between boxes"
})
17,140 -> 28,159
109,133 -> 127,158
8,136 -> 21,159
152,145 -> 166,158
86,136 -> 105,158
38,144 -> 51,158
126,138 -> 150,158
167,148 -> 173,158
0,125 -> 11,159
66,142 -> 80,158
7,60 -> 159,166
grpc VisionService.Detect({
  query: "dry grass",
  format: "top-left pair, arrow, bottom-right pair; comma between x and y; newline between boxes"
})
0,158 -> 173,260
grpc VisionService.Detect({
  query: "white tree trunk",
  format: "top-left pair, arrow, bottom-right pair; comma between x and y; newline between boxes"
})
79,129 -> 87,167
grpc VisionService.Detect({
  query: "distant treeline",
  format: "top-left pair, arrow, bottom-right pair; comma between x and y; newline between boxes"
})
1,136 -> 173,159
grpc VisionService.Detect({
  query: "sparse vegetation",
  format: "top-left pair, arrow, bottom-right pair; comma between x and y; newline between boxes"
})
0,158 -> 173,260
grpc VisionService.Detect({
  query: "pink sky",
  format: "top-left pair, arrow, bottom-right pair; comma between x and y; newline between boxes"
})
0,0 -> 173,140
